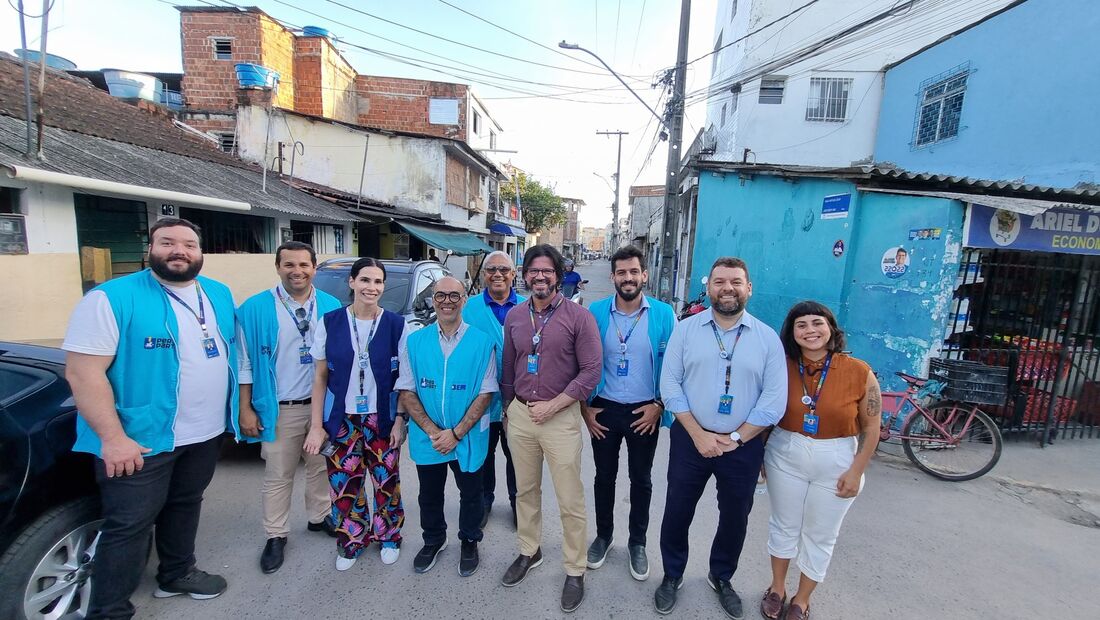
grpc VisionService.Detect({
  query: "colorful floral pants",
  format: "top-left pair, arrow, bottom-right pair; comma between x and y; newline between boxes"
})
326,414 -> 403,559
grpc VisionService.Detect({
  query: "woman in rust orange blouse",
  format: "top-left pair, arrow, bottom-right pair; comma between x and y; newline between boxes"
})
759,301 -> 881,620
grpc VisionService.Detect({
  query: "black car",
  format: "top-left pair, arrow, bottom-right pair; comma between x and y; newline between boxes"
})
313,258 -> 452,325
0,342 -> 98,620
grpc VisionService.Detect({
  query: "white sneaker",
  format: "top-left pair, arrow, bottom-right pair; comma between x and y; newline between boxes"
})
335,555 -> 357,571
380,545 -> 400,565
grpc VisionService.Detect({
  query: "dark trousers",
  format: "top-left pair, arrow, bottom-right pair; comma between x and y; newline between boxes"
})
480,420 -> 516,510
416,460 -> 484,545
88,435 -> 222,620
590,397 -> 660,547
659,421 -> 763,581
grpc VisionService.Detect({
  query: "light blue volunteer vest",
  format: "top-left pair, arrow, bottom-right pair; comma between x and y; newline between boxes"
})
462,291 -> 525,423
235,287 -> 342,443
72,269 -> 239,458
405,324 -> 494,472
589,294 -> 676,427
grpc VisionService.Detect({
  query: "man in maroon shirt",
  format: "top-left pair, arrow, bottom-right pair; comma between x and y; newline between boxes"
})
499,244 -> 602,613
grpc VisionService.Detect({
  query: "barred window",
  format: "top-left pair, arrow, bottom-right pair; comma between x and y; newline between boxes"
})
805,77 -> 852,122
212,38 -> 233,61
914,70 -> 969,147
215,132 -> 236,153
759,76 -> 785,104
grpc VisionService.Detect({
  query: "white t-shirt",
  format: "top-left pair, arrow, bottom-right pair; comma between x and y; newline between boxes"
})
62,282 -> 230,448
237,285 -> 317,401
310,308 -> 412,416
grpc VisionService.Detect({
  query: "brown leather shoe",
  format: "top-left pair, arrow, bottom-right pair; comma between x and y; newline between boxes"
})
760,588 -> 785,620
561,575 -> 584,613
501,548 -> 543,587
783,602 -> 809,620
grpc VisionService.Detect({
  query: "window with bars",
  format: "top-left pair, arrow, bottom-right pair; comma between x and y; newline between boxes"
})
759,76 -> 785,104
805,77 -> 853,122
914,69 -> 969,147
215,132 -> 236,153
212,38 -> 233,60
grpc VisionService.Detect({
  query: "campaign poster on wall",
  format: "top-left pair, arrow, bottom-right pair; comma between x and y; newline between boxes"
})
965,204 -> 1100,255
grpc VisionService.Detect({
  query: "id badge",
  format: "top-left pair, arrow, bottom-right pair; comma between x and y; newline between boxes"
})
355,394 -> 370,414
717,394 -> 733,415
616,358 -> 629,377
298,346 -> 313,365
358,353 -> 369,369
802,412 -> 819,435
202,337 -> 220,359
526,354 -> 539,374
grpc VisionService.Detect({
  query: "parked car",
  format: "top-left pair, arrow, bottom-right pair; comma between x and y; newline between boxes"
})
0,342 -> 99,620
313,258 -> 452,326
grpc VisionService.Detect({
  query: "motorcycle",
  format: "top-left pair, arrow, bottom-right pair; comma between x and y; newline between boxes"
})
562,280 -> 589,305
677,276 -> 708,320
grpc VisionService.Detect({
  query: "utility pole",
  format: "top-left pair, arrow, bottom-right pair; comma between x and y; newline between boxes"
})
596,130 -> 627,249
657,0 -> 691,302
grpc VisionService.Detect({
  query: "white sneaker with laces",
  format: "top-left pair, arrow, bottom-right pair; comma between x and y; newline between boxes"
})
335,555 -> 357,571
380,545 -> 400,565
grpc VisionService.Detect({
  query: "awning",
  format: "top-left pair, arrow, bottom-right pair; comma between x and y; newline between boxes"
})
397,221 -> 493,256
489,222 -> 527,237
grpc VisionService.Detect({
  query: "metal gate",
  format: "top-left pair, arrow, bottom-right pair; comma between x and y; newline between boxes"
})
942,249 -> 1099,444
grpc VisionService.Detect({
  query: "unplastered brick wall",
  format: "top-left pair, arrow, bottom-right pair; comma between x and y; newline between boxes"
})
181,9 -> 264,112
355,76 -> 467,141
293,37 -> 324,117
445,153 -> 467,207
259,13 -> 296,110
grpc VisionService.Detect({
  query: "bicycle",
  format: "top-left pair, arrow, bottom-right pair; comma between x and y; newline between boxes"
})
880,371 -> 1004,481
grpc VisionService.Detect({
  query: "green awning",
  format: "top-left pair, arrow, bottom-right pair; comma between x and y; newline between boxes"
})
397,221 -> 493,256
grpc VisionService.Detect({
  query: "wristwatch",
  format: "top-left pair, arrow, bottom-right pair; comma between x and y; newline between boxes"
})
397,411 -> 409,422
729,431 -> 745,447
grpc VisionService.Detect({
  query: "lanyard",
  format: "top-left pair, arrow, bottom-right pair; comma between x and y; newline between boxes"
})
349,307 -> 380,396
797,353 -> 833,413
611,304 -> 647,355
162,282 -> 211,339
711,323 -> 745,396
275,286 -> 315,341
528,297 -> 562,350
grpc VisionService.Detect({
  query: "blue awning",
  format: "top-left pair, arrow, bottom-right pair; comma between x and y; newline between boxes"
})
489,222 -> 527,237
397,221 -> 493,256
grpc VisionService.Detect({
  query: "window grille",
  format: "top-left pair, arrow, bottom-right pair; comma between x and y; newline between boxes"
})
759,76 -> 785,104
914,67 -> 969,147
805,77 -> 853,122
215,132 -> 236,154
212,38 -> 232,61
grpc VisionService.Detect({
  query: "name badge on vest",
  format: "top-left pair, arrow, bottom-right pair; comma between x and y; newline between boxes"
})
391,356 -> 399,372
420,377 -> 436,389
355,394 -> 370,414
202,337 -> 220,359
358,353 -> 369,369
616,358 -> 629,377
298,346 -> 313,365
803,412 -> 819,435
718,394 -> 733,415
527,354 -> 539,374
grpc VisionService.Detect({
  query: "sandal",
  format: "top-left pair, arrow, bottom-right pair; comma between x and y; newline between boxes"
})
783,602 -> 809,620
760,588 -> 785,620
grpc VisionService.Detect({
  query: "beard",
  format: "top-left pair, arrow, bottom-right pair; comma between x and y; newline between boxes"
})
150,253 -> 203,283
615,281 -> 642,301
710,293 -> 744,317
526,277 -> 555,300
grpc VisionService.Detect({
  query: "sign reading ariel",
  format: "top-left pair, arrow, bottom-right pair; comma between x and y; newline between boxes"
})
964,204 -> 1100,255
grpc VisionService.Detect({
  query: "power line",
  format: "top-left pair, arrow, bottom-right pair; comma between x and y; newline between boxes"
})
630,0 -> 648,69
687,0 -> 821,67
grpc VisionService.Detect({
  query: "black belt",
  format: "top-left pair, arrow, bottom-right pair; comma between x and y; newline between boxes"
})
515,396 -> 530,406
279,398 -> 312,406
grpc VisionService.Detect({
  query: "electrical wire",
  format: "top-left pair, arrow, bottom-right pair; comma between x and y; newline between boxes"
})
687,0 -> 821,67
629,0 -> 647,70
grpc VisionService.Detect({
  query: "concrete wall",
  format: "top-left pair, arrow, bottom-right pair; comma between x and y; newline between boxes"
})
874,0 -> 1100,188
691,171 -> 964,390
0,253 -> 83,343
200,252 -> 347,304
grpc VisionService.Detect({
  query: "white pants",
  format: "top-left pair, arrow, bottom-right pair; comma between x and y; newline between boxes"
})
764,427 -> 863,582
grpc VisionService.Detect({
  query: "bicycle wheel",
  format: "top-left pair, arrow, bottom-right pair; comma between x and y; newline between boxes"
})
901,400 -> 1003,481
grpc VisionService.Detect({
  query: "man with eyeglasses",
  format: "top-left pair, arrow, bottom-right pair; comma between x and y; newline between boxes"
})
500,244 -> 602,613
236,241 -> 343,574
463,250 -> 525,529
397,276 -> 497,577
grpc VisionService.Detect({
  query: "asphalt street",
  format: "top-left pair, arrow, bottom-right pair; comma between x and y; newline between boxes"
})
130,261 -> 1100,619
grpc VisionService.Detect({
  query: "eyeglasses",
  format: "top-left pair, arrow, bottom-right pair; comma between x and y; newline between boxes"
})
433,291 -> 464,303
294,308 -> 310,332
483,265 -> 514,274
526,268 -> 556,277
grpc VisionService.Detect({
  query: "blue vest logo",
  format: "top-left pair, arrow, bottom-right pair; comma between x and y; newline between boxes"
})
420,378 -> 436,389
451,383 -> 467,391
143,337 -> 174,350
261,345 -> 272,356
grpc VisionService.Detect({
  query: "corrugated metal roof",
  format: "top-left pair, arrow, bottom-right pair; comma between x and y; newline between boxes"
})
858,187 -> 1100,215
0,115 -> 359,222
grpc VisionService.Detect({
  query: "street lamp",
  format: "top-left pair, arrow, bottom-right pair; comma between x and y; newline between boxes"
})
558,41 -> 669,141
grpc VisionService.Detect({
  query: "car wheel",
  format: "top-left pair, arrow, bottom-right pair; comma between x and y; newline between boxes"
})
0,496 -> 102,620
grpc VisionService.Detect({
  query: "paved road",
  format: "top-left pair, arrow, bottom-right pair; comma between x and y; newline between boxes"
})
130,261 -> 1100,619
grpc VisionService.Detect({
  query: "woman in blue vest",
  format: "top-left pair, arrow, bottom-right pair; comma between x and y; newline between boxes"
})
304,257 -> 409,571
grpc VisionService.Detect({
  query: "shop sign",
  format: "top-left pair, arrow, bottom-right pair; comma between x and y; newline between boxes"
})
965,204 -> 1100,255
881,246 -> 909,279
821,194 -> 851,219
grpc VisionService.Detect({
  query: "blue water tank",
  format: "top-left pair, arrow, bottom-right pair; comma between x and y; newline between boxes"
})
302,26 -> 331,38
14,49 -> 77,70
235,63 -> 280,89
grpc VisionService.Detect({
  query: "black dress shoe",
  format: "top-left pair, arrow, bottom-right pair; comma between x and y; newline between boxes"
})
586,536 -> 612,569
413,541 -> 447,574
707,573 -> 745,620
500,548 -> 543,587
654,575 -> 683,615
260,537 -> 286,574
560,575 -> 584,613
459,540 -> 479,577
307,517 -> 338,538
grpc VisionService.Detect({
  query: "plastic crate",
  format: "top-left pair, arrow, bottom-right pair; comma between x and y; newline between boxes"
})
928,359 -> 1009,406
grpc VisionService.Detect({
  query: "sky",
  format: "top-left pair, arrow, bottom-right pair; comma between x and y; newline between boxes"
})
1,0 -> 720,227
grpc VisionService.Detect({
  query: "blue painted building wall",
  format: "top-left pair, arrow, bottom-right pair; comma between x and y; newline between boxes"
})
692,172 -> 965,391
874,0 -> 1100,188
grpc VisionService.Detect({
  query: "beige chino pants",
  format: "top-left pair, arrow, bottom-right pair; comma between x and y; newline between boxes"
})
506,399 -> 587,576
260,402 -> 330,538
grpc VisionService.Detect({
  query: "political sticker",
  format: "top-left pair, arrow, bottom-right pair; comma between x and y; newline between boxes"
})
908,228 -> 942,240
881,246 -> 909,279
832,240 -> 845,257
